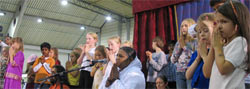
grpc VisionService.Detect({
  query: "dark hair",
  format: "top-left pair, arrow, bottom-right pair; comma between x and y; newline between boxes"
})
40,42 -> 51,50
218,1 -> 250,72
167,40 -> 176,48
153,36 -> 165,50
53,65 -> 69,85
95,45 -> 107,58
156,75 -> 168,83
120,47 -> 136,61
210,0 -> 226,7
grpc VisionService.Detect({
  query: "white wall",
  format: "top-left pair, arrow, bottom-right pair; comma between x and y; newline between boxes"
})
100,18 -> 134,46
23,45 -> 71,73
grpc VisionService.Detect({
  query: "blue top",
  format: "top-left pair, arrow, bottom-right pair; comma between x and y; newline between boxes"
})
187,51 -> 209,89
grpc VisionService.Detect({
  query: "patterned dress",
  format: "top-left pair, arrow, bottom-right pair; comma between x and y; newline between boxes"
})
0,57 -> 8,89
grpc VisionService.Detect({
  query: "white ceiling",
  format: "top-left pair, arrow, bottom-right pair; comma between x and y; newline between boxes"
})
0,0 -> 132,50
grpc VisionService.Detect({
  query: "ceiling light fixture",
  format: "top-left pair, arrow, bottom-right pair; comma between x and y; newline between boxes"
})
61,0 -> 68,6
37,18 -> 43,23
106,16 -> 112,21
80,26 -> 85,30
0,12 -> 5,16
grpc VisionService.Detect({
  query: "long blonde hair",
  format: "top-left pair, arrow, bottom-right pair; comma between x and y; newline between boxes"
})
181,18 -> 196,42
87,32 -> 98,41
108,36 -> 121,44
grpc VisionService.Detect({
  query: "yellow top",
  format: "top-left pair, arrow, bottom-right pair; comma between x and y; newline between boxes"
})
67,64 -> 80,86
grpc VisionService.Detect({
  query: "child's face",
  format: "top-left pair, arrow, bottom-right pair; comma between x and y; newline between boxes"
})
152,42 -> 157,50
116,49 -> 128,67
94,50 -> 104,60
156,78 -> 167,89
181,21 -> 189,35
12,42 -> 20,50
2,48 -> 8,58
108,40 -> 120,53
41,47 -> 50,57
215,12 -> 237,39
198,22 -> 213,44
70,53 -> 77,62
5,37 -> 11,45
49,50 -> 55,58
86,34 -> 97,45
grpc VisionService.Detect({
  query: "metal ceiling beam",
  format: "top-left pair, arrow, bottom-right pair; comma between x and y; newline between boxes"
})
116,0 -> 132,6
0,9 -> 100,31
70,0 -> 129,21
7,0 -> 29,37
79,0 -> 126,18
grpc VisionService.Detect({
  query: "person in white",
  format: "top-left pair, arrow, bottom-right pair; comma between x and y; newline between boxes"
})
99,47 -> 145,89
202,1 -> 250,89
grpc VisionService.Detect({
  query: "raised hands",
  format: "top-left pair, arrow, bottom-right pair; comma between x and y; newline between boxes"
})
39,56 -> 45,64
9,47 -> 16,66
145,51 -> 152,61
211,27 -> 224,50
106,64 -> 119,87
198,40 -> 208,60
107,49 -> 116,64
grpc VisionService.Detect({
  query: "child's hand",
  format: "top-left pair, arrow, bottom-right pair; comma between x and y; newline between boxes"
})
106,64 -> 119,87
212,28 -> 224,49
39,56 -> 45,64
95,63 -> 102,68
11,60 -> 16,66
84,44 -> 91,53
145,51 -> 152,60
199,40 -> 208,60
78,44 -> 85,54
107,50 -> 116,64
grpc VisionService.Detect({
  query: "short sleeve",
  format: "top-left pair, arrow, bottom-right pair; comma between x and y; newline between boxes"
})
224,37 -> 247,67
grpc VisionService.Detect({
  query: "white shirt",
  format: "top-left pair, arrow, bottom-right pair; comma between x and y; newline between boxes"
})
81,47 -> 96,72
209,37 -> 247,89
98,57 -> 145,89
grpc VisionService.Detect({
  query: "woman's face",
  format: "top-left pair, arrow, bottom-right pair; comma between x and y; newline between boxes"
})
116,49 -> 128,67
108,40 -> 120,53
86,34 -> 97,45
156,78 -> 167,89
94,50 -> 105,60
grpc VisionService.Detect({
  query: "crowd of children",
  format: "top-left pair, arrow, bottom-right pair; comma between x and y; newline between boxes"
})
0,0 -> 249,89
